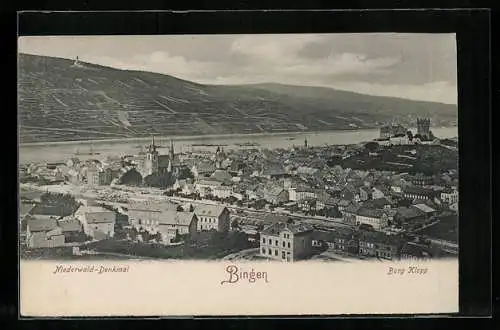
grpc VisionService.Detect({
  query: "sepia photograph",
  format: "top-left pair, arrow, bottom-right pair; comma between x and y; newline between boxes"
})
18,33 -> 459,316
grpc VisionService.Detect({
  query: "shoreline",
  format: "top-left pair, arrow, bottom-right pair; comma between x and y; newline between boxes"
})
19,126 -> 457,147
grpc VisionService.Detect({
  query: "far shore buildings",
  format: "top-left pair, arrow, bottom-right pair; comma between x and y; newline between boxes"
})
259,222 -> 314,262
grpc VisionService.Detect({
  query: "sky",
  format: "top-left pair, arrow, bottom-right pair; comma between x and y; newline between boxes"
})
18,34 -> 457,104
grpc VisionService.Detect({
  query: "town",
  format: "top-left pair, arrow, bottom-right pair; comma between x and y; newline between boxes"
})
19,118 -> 459,263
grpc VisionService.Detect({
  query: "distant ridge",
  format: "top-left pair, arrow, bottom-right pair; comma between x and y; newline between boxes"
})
18,53 -> 457,143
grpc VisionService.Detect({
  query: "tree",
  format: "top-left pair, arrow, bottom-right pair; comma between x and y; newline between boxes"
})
407,130 -> 414,141
176,205 -> 184,212
178,167 -> 194,180
231,219 -> 240,231
120,169 -> 143,186
144,172 -> 175,188
364,141 -> 379,152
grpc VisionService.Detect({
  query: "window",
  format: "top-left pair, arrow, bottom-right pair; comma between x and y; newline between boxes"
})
282,251 -> 286,259
275,250 -> 278,256
262,238 -> 266,244
268,249 -> 272,255
262,248 -> 265,254
288,242 -> 291,248
275,240 -> 278,246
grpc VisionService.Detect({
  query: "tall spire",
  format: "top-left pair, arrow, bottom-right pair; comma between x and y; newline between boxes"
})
170,139 -> 175,160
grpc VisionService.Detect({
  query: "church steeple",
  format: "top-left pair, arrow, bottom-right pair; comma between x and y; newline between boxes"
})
149,135 -> 157,153
170,139 -> 175,161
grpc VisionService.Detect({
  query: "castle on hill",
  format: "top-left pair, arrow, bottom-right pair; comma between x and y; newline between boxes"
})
379,117 -> 433,141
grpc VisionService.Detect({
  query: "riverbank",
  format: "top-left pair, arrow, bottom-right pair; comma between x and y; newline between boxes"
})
19,126 -> 457,147
19,128 -> 368,147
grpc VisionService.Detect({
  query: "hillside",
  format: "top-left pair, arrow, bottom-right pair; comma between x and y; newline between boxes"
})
18,53 -> 458,143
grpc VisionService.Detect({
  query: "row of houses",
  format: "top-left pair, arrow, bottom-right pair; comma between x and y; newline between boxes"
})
258,221 -> 442,262
23,199 -> 232,248
126,201 -> 230,242
24,204 -> 117,248
342,199 -> 437,230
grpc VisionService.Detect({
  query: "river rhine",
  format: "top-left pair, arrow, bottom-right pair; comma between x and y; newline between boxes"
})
19,127 -> 458,164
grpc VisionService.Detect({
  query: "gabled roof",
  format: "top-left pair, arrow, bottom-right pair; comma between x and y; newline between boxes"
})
403,186 -> 437,196
27,215 -> 59,232
412,204 -> 436,213
194,204 -> 227,217
261,222 -> 314,236
127,200 -> 178,213
58,219 -> 82,232
86,212 -> 115,224
20,202 -> 36,217
197,179 -> 223,187
395,206 -> 425,219
210,170 -> 233,182
400,242 -> 434,257
356,208 -> 385,219
343,204 -> 363,214
264,186 -> 286,196
262,164 -> 287,176
358,230 -> 403,246
193,161 -> 216,173
159,211 -> 196,226
363,197 -> 392,209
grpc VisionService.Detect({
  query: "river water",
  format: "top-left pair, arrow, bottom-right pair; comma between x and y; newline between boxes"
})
19,127 -> 458,164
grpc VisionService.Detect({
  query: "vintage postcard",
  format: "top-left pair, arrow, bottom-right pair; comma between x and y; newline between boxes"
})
18,33 -> 459,316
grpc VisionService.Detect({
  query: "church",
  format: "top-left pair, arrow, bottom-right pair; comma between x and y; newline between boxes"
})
138,137 -> 180,179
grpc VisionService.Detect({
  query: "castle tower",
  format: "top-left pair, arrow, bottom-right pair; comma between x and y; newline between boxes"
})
417,118 -> 431,137
143,136 -> 159,176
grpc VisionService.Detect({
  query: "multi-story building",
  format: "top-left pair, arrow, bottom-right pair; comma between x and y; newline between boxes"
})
263,186 -> 289,205
440,188 -> 459,204
127,200 -> 179,229
324,228 -> 359,254
403,186 -> 439,201
75,206 -> 116,240
157,211 -> 198,242
358,231 -> 404,260
407,173 -> 434,186
86,165 -> 103,186
354,208 -> 389,230
194,204 -> 230,232
259,222 -> 314,262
